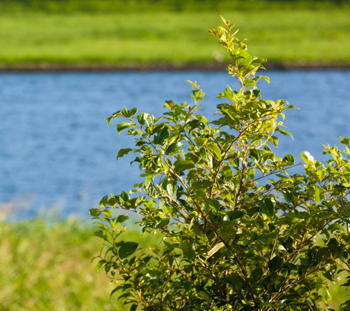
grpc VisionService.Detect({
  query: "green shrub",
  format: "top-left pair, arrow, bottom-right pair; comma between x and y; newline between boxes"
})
91,17 -> 350,310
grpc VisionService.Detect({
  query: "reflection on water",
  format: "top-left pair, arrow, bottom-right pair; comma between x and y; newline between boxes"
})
0,71 -> 349,218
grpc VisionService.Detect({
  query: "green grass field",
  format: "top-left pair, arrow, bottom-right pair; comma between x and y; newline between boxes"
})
0,213 -> 161,311
0,9 -> 349,65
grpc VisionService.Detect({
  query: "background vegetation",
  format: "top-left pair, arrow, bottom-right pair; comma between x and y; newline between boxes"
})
0,0 -> 349,13
0,0 -> 349,65
0,211 -> 161,311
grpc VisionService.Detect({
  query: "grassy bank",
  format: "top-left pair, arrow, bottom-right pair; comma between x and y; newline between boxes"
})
0,216 -> 349,310
0,215 -> 161,311
1,0 -> 349,14
0,10 -> 349,65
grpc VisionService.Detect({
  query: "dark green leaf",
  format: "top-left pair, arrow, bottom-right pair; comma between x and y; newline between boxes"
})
231,273 -> 246,290
251,231 -> 258,241
174,159 -> 195,173
182,241 -> 195,261
249,149 -> 267,161
119,242 -> 139,259
130,304 -> 138,311
184,281 -> 192,291
120,191 -> 130,202
283,154 -> 294,164
268,255 -> 283,272
227,210 -> 246,220
156,218 -> 170,229
323,271 -> 334,282
166,142 -> 183,155
96,259 -> 106,272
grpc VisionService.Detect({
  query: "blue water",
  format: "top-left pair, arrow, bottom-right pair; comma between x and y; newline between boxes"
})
1,71 -> 350,218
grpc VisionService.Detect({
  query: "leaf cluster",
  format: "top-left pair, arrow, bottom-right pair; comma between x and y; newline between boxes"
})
91,17 -> 350,311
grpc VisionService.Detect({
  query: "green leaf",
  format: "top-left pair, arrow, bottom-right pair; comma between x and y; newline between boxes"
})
268,255 -> 283,272
205,199 -> 221,213
162,178 -> 176,197
234,49 -> 252,66
283,154 -> 294,164
276,127 -> 293,139
314,187 -> 321,204
174,159 -> 195,173
122,107 -> 138,117
198,148 -> 213,168
285,104 -> 298,110
259,199 -> 274,216
206,143 -> 221,160
117,148 -> 133,160
281,288 -> 302,299
249,149 -> 267,161
227,210 -> 246,220
323,271 -> 334,282
118,242 -> 139,259
117,122 -> 135,134
268,136 -> 279,147
182,241 -> 195,261
107,116 -> 114,126
183,281 -> 193,291
251,231 -> 258,241
137,112 -> 149,125
96,259 -> 106,272
102,209 -> 113,218
113,214 -> 130,229
130,304 -> 137,311
94,230 -> 107,240
328,223 -> 347,233
198,291 -> 211,303
89,208 -> 101,217
166,142 -> 183,155
120,191 -> 130,202
110,286 -> 121,297
154,127 -> 169,145
231,273 -> 246,290
156,218 -> 170,229
222,166 -> 234,182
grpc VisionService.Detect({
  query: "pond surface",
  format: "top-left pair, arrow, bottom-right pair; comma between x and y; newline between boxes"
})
1,71 -> 350,218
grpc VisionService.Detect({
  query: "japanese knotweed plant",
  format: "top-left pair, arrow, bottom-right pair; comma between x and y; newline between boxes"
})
90,17 -> 350,311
